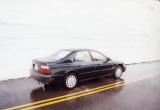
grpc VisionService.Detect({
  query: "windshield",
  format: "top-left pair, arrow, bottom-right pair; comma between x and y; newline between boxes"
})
49,50 -> 71,60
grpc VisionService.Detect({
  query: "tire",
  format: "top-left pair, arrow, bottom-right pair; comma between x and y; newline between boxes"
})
113,66 -> 123,79
43,84 -> 52,90
64,73 -> 78,89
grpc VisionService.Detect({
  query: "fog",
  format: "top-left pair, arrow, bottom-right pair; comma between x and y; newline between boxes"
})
0,0 -> 160,80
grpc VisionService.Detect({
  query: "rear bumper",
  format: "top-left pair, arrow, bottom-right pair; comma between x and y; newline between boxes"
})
30,69 -> 54,84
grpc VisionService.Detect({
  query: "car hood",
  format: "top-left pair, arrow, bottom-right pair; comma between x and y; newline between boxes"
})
108,59 -> 124,65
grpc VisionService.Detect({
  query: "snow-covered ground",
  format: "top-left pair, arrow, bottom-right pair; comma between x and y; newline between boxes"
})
0,0 -> 160,80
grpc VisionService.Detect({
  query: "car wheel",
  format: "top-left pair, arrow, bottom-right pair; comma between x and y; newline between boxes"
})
64,73 -> 78,89
114,66 -> 123,79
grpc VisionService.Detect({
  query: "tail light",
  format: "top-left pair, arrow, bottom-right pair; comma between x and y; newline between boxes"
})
38,65 -> 51,75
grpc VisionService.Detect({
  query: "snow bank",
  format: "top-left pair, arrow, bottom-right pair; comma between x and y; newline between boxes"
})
0,0 -> 160,80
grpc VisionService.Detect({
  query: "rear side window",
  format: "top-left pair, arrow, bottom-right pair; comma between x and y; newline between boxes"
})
49,50 -> 71,60
90,51 -> 106,61
74,51 -> 92,62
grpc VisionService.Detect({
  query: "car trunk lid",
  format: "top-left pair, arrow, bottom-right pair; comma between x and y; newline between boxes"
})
32,57 -> 59,75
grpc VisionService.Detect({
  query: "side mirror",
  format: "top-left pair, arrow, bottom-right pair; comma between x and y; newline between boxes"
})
107,57 -> 111,62
103,57 -> 110,63
107,57 -> 111,61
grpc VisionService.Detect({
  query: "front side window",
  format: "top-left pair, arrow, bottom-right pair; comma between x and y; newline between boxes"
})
90,51 -> 106,61
74,51 -> 92,62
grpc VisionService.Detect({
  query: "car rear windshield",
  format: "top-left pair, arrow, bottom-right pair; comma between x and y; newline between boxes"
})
49,50 -> 71,60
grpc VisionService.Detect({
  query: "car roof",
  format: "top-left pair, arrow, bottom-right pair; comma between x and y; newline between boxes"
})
63,49 -> 96,52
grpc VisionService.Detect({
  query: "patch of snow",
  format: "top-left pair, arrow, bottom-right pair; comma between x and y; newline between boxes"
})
0,0 -> 160,80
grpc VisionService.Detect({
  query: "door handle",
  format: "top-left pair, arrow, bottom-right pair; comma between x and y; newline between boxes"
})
97,64 -> 101,65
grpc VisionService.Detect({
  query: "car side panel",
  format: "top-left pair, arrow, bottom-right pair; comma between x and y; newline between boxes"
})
72,62 -> 96,80
93,61 -> 114,76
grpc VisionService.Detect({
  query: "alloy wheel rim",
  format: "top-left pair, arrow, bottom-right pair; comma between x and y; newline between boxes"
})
66,75 -> 77,88
115,68 -> 122,78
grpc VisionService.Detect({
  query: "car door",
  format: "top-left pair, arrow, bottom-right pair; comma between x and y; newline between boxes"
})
89,50 -> 113,77
73,51 -> 96,80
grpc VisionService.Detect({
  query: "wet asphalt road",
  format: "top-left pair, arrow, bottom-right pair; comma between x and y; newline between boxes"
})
0,61 -> 160,110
